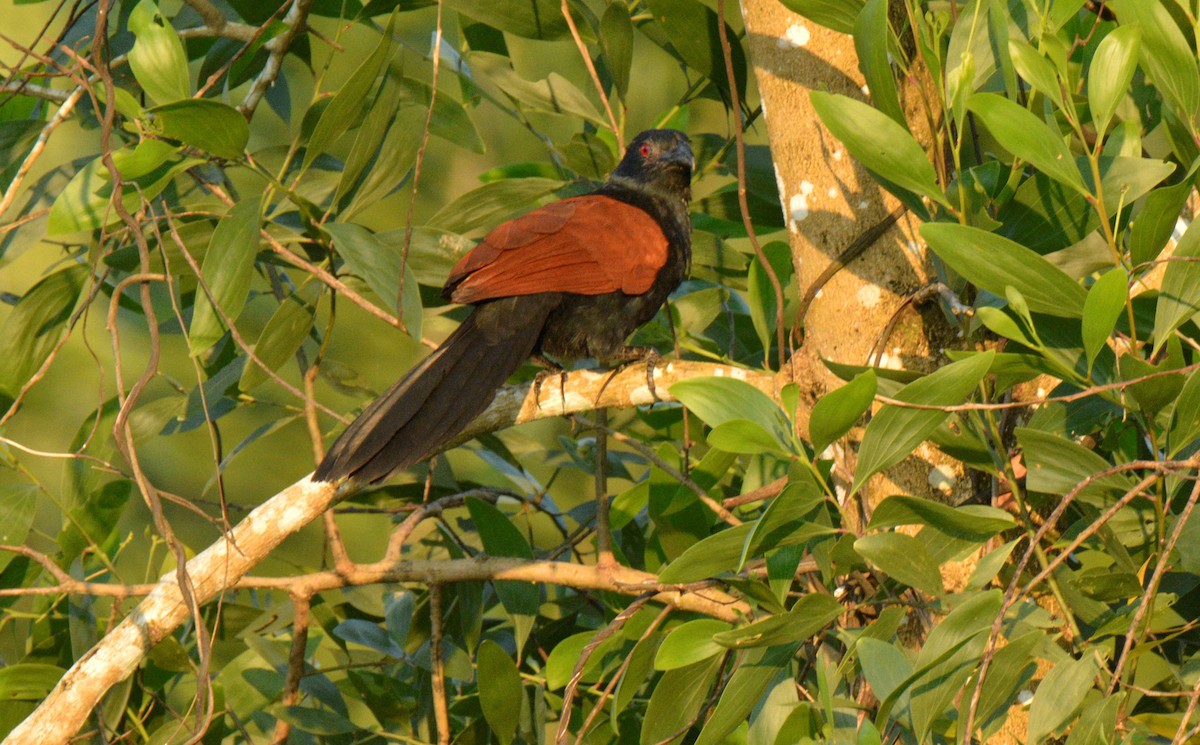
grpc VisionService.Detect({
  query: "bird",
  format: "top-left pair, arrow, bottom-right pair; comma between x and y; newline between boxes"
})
314,129 -> 694,485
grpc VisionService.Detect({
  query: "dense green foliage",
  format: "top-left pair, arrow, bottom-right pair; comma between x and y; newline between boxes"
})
4,0 -> 1200,742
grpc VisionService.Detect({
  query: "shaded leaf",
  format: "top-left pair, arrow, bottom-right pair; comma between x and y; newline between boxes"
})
149,99 -> 248,159
600,3 -> 634,101
477,640 -> 522,745
240,282 -> 320,391
0,263 -> 88,400
189,197 -> 263,355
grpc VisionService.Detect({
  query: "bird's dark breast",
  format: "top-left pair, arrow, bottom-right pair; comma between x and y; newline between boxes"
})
537,229 -> 690,361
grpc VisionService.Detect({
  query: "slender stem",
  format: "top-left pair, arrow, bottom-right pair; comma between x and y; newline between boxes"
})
594,407 -> 614,565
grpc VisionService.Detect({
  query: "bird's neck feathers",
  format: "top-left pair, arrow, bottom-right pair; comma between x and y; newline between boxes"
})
607,173 -> 691,219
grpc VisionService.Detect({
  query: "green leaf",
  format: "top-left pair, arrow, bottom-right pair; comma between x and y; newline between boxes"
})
240,282 -> 321,391
468,51 -> 607,127
853,351 -> 994,492
333,618 -> 406,657
303,16 -> 394,171
868,495 -> 1015,539
335,79 -> 401,206
396,77 -> 485,154
658,524 -> 755,583
0,664 -> 64,701
1008,39 -> 1065,111
810,369 -> 876,454
612,630 -> 661,728
465,498 -> 538,619
654,619 -> 731,670
426,176 -> 563,235
149,99 -> 248,159
695,646 -> 795,745
325,222 -> 423,339
707,419 -> 788,455
1082,267 -> 1127,371
600,3 -> 633,101
0,264 -> 88,401
545,630 -> 622,690
1109,0 -> 1200,132
127,0 -> 190,104
47,140 -> 200,234
778,0 -> 863,33
1168,367 -> 1200,455
972,630 -> 1041,733
444,0 -> 569,39
1130,169 -> 1196,265
1065,695 -> 1120,745
646,0 -> 747,101
341,107 -> 424,220
854,0 -> 903,125
969,92 -> 1085,194
712,594 -> 843,649
854,533 -> 944,596
189,197 -> 262,355
476,640 -> 522,745
670,377 -> 794,455
0,485 -> 37,574
921,223 -> 1087,317
641,655 -> 723,745
858,637 -> 913,705
1153,217 -> 1200,353
1028,655 -> 1098,743
272,705 -> 357,735
1017,428 -> 1137,504
1088,24 -> 1141,138
810,92 -> 948,208
740,481 -> 824,567
58,480 -> 132,568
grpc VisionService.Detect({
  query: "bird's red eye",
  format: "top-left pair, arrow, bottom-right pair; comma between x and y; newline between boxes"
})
640,143 -> 652,158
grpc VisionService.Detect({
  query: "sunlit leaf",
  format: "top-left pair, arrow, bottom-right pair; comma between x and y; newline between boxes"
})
127,0 -> 190,104
853,352 -> 994,492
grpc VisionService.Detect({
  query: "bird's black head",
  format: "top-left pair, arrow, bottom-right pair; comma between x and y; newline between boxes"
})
609,129 -> 693,204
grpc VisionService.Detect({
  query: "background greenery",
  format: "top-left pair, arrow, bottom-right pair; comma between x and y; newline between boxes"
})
4,0 -> 1200,743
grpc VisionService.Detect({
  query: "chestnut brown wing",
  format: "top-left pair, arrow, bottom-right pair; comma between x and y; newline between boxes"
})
443,195 -> 669,304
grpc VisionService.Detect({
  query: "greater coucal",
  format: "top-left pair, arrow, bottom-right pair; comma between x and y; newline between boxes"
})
315,129 -> 694,485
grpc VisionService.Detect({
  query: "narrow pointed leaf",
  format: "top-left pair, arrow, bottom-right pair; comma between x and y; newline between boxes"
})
921,223 -> 1087,316
811,92 -> 949,208
189,197 -> 263,354
853,351 -> 994,492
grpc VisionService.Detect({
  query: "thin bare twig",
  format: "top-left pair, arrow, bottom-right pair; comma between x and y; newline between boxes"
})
430,584 -> 451,745
715,0 -> 786,369
560,0 -> 622,150
397,0 -> 443,318
270,594 -> 311,744
556,594 -> 655,744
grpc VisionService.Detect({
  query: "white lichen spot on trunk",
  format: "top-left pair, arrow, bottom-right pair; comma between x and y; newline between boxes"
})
778,22 -> 810,48
788,180 -> 815,231
857,285 -> 882,308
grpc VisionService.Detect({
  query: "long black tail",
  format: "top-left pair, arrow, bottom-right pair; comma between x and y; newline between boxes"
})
314,295 -> 558,485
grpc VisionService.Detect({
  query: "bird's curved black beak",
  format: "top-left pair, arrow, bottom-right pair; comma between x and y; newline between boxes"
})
664,139 -> 695,171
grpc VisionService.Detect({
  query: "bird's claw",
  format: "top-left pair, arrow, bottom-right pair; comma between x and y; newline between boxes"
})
612,346 -> 662,402
531,355 -> 569,411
